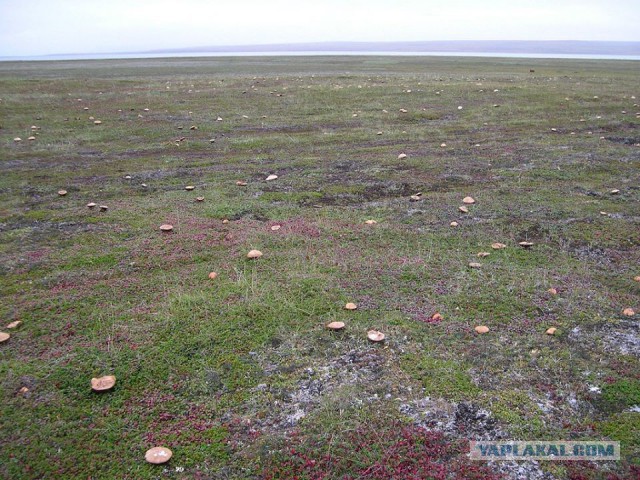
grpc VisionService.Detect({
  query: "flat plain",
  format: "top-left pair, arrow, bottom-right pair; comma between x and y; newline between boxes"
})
0,56 -> 639,479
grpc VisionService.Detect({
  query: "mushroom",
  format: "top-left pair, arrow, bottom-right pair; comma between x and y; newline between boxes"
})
270,225 -> 281,231
265,174 -> 278,181
491,242 -> 506,249
344,303 -> 357,310
468,262 -> 482,268
462,196 -> 475,204
91,375 -> 116,392
409,195 -> 422,202
247,249 -> 263,259
0,332 -> 10,343
431,313 -> 443,321
610,189 -> 620,194
518,241 -> 534,248
160,224 -> 174,232
94,120 -> 102,125
398,153 -> 407,160
236,181 -> 247,186
459,206 -> 469,213
145,447 -> 173,464
87,202 -> 97,209
326,321 -> 345,330
185,186 -> 195,191
477,252 -> 490,258
548,288 -> 558,295
99,205 -> 108,211
222,219 -> 229,224
622,308 -> 635,316
450,221 -> 459,227
474,325 -> 489,334
208,272 -> 218,280
545,327 -> 557,335
634,276 -> 640,282
6,321 -> 21,329
365,220 -> 377,225
367,330 -> 385,342
58,190 -> 67,196
196,197 -> 204,202
13,137 -> 22,142
28,136 -> 36,141
440,143 -> 447,148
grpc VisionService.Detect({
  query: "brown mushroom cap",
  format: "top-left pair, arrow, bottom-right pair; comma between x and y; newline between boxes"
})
91,375 -> 116,392
6,321 -> 21,329
365,219 -> 378,225
459,206 -> 469,213
367,330 -> 385,342
326,321 -> 345,330
634,276 -> 640,282
208,272 -> 218,280
468,262 -> 482,268
185,185 -> 195,191
477,252 -> 490,258
0,332 -> 10,343
518,241 -> 534,248
344,302 -> 357,310
145,447 -> 173,464
431,313 -> 443,321
196,197 -> 204,202
474,325 -> 490,334
222,219 -> 229,224
86,202 -> 97,208
491,242 -> 506,249
28,136 -> 36,141
58,190 -> 67,196
236,181 -> 247,186
548,288 -> 558,295
622,308 -> 635,316
99,205 -> 109,211
545,327 -> 557,335
462,196 -> 476,204
160,224 -> 174,232
247,249 -> 263,259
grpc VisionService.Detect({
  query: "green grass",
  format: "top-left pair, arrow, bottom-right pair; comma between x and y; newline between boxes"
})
1,56 -> 639,479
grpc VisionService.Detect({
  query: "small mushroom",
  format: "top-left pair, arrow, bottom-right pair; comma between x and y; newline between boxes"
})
222,219 -> 229,224
247,249 -> 263,259
87,202 -> 97,209
474,325 -> 489,334
477,252 -> 490,258
14,137 -> 22,142
270,225 -> 281,231
94,120 -> 102,125
622,308 -> 635,316
58,190 -> 67,196
518,241 -> 534,248
190,125 -> 198,130
610,189 -> 620,194
397,153 -> 407,160
326,321 -> 345,330
545,327 -> 557,335
431,313 -> 443,321
450,221 -> 459,227
160,224 -> 174,232
265,174 -> 278,181
99,205 -> 108,211
440,143 -> 447,148
236,181 -> 247,186
6,321 -> 21,329
365,220 -> 378,225
548,288 -> 557,295
91,375 -> 116,392
344,303 -> 357,310
145,447 -> 173,464
468,262 -> 482,268
367,330 -> 385,342
462,196 -> 475,204
409,195 -> 422,202
208,272 -> 218,280
634,276 -> 640,282
0,332 -> 10,343
491,242 -> 506,249
28,136 -> 36,141
459,206 -> 469,213
185,185 -> 195,191
18,386 -> 29,394
196,197 -> 204,202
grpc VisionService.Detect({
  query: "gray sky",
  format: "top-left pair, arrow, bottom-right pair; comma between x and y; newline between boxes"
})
1,0 -> 638,56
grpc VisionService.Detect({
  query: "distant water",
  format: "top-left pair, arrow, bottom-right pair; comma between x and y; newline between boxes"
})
1,51 -> 640,62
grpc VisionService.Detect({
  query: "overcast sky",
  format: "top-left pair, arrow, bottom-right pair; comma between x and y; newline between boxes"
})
1,0 -> 638,56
